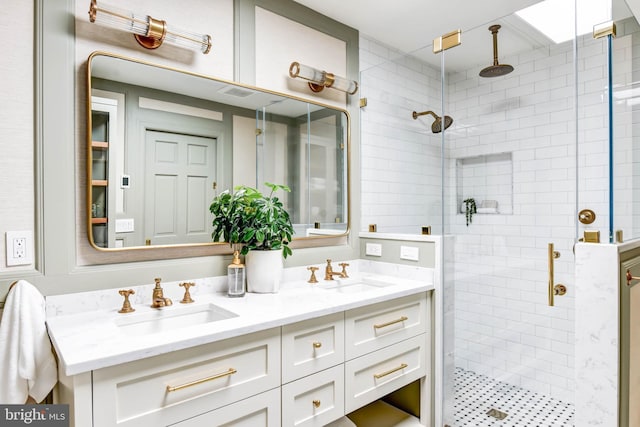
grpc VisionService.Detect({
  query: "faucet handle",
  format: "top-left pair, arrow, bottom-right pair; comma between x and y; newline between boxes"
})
118,289 -> 135,313
307,266 -> 319,283
338,262 -> 350,278
154,277 -> 162,288
179,282 -> 195,304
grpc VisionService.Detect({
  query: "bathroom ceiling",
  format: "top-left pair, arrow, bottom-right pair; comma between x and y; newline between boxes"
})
294,0 -> 634,72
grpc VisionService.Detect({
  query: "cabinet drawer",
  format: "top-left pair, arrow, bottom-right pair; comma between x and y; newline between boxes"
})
345,334 -> 426,413
173,387 -> 281,426
92,328 -> 280,427
345,293 -> 427,360
282,364 -> 345,427
282,312 -> 344,383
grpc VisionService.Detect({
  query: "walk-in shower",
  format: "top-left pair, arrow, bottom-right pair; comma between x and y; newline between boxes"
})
412,110 -> 453,133
359,1 -> 631,425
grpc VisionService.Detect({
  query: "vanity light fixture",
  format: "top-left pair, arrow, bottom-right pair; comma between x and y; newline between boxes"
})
289,62 -> 358,95
88,0 -> 212,54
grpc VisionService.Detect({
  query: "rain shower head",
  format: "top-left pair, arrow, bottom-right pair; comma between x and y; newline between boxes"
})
412,110 -> 453,133
479,25 -> 514,78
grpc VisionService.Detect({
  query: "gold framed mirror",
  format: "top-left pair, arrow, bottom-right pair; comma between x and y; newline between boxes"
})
87,51 -> 350,250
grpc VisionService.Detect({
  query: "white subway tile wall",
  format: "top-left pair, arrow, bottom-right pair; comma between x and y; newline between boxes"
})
359,20 -> 629,405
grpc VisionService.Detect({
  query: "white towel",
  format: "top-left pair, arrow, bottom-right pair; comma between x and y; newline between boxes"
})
0,280 -> 57,403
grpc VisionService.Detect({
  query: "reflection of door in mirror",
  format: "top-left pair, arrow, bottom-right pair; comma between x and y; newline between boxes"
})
144,131 -> 217,246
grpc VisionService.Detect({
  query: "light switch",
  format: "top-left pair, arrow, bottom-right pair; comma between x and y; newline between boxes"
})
400,245 -> 419,261
115,218 -> 135,233
365,243 -> 382,257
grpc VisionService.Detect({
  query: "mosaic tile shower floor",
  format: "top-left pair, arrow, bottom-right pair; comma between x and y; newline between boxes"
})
454,367 -> 575,426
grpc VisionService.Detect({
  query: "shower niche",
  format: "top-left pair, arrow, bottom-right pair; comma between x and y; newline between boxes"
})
456,152 -> 513,215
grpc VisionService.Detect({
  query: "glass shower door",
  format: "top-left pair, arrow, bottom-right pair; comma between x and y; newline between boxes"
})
438,7 -> 581,425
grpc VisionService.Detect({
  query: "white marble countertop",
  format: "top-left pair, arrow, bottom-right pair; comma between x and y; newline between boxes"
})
47,271 -> 433,376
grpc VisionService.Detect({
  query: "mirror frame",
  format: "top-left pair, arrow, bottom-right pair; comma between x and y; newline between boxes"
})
86,51 -> 351,252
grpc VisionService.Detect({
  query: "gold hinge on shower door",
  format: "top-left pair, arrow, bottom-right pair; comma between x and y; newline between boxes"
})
593,21 -> 616,39
433,29 -> 461,54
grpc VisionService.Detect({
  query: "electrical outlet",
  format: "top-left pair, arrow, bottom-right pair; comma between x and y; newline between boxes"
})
6,230 -> 34,266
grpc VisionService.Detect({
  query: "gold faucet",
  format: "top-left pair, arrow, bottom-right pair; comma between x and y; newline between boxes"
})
324,259 -> 347,281
151,277 -> 173,308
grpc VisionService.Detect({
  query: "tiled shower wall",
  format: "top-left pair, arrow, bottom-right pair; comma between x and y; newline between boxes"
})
359,38 -> 443,234
360,29 -> 613,404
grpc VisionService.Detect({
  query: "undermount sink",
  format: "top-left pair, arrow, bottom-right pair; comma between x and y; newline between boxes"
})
114,303 -> 238,336
318,276 -> 394,293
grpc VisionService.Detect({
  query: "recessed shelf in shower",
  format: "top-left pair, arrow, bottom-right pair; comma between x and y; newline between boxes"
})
456,152 -> 513,215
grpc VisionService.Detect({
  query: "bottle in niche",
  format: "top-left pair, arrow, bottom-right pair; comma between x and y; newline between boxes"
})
227,250 -> 246,297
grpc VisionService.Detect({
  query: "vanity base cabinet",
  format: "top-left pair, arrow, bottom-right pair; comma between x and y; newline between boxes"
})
57,291 -> 432,427
91,328 -> 281,427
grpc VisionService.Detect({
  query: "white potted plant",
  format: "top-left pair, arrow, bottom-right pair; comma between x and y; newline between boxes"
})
210,182 -> 294,293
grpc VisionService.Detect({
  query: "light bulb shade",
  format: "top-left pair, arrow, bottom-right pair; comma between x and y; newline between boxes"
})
89,0 -> 211,54
289,62 -> 358,95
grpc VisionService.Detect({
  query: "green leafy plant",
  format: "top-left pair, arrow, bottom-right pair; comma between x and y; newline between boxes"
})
463,198 -> 477,227
210,182 -> 294,258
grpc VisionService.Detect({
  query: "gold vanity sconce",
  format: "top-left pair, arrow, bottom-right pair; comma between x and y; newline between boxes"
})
548,243 -> 567,306
88,0 -> 212,54
289,62 -> 358,95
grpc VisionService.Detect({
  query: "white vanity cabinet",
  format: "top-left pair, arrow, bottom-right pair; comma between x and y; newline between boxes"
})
55,290 -> 432,427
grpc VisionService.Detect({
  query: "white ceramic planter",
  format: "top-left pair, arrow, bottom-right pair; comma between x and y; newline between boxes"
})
245,249 -> 283,293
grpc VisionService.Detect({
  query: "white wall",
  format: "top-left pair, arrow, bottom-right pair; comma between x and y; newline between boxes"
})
0,2 -> 34,272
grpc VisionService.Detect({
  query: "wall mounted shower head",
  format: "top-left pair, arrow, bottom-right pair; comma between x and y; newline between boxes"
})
479,25 -> 514,78
412,110 -> 453,133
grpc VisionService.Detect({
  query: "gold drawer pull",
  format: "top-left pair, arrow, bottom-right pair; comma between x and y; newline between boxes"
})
313,341 -> 322,348
374,363 -> 408,379
166,368 -> 237,392
374,316 -> 408,329
313,399 -> 321,408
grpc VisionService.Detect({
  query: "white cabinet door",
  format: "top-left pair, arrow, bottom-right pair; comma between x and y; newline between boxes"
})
92,328 -> 280,427
282,365 -> 345,427
345,293 -> 427,360
345,334 -> 426,413
171,387 -> 281,427
282,312 -> 345,383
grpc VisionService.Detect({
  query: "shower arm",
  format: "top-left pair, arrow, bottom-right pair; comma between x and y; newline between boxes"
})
491,27 -> 500,66
412,110 -> 438,120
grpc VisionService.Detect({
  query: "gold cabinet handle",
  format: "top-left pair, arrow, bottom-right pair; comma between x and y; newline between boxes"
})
374,363 -> 408,379
374,316 -> 408,329
166,368 -> 237,392
312,341 -> 322,348
312,399 -> 321,408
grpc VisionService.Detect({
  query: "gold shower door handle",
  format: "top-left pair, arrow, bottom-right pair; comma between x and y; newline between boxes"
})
548,243 -> 566,306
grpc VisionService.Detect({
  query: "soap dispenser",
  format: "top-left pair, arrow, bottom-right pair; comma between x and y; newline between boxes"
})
227,250 -> 246,297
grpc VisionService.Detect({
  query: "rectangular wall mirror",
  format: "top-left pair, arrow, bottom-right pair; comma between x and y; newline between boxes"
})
87,52 -> 350,250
